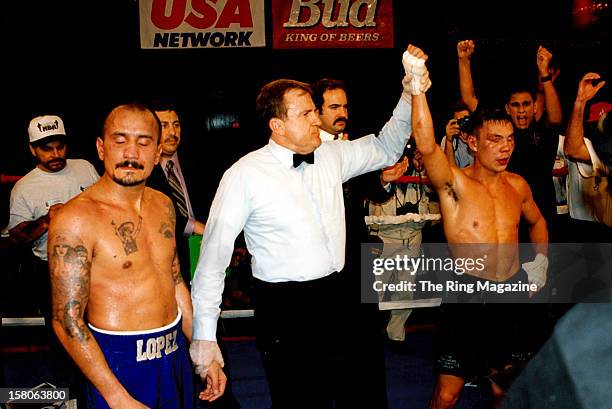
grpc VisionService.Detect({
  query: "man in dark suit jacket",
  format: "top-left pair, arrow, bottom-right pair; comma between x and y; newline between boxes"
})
312,78 -> 399,408
147,102 -> 206,286
148,102 -> 241,409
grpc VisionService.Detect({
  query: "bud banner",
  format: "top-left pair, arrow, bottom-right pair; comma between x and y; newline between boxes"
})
139,0 -> 265,49
272,0 -> 394,49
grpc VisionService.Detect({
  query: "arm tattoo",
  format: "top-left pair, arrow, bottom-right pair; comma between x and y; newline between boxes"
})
63,300 -> 89,342
111,216 -> 142,255
50,232 -> 92,343
171,248 -> 183,285
159,202 -> 176,239
444,182 -> 458,202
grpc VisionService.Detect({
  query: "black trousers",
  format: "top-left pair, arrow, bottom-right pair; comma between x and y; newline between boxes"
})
253,271 -> 387,409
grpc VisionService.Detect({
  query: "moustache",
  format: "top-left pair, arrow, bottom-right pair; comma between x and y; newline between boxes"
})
334,117 -> 348,125
116,160 -> 144,170
47,158 -> 66,165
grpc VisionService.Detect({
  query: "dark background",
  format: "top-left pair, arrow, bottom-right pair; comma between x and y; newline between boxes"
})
1,0 -> 610,219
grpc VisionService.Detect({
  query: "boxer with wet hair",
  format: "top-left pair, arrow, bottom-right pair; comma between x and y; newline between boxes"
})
48,103 -> 225,408
405,47 -> 549,408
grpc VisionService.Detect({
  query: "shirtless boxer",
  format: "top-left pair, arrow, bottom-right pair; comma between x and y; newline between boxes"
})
404,49 -> 548,408
48,103 -> 225,408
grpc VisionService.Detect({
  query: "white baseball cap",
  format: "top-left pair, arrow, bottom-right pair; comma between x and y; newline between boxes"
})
28,115 -> 66,144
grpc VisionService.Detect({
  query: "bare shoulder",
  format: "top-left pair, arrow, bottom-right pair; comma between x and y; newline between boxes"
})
145,187 -> 174,215
145,187 -> 176,239
452,165 -> 471,181
47,192 -> 101,264
449,164 -> 472,189
504,171 -> 531,197
145,186 -> 172,206
52,191 -> 102,233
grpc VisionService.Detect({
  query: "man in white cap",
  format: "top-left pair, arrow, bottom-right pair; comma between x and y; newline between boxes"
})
8,114 -> 99,315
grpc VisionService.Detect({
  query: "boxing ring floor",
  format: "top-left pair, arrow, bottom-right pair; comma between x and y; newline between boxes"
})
2,312 -> 492,409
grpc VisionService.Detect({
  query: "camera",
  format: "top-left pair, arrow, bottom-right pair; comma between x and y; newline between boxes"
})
456,116 -> 472,133
396,202 -> 420,216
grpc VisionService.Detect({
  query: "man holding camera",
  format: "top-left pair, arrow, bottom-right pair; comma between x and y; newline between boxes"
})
440,102 -> 474,168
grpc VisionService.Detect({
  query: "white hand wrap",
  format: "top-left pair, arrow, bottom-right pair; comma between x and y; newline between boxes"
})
522,253 -> 548,290
189,340 -> 225,379
402,51 -> 432,95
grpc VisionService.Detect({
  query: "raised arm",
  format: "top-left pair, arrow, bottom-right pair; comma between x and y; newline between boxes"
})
564,72 -> 606,161
405,47 -> 455,195
535,68 -> 560,122
536,46 -> 562,125
48,211 -> 147,408
457,40 -> 479,112
338,45 -> 430,182
412,94 -> 454,190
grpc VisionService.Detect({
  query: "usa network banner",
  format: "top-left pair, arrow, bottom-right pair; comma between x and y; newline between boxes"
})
139,0 -> 265,49
272,0 -> 393,49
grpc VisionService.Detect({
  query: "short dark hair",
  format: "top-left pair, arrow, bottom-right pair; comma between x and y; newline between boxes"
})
311,78 -> 347,111
255,79 -> 312,131
506,81 -> 538,103
149,99 -> 179,114
102,102 -> 161,143
471,109 -> 513,139
450,100 -> 470,115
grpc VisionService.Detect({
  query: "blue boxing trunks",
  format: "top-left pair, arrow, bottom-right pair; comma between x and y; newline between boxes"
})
86,310 -> 194,409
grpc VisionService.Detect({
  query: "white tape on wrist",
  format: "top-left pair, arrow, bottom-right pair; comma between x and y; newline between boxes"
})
402,51 -> 431,95
522,253 -> 548,289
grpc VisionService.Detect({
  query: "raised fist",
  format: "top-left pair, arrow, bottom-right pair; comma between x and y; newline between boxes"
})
402,44 -> 431,96
536,46 -> 553,77
576,72 -> 606,103
457,40 -> 475,59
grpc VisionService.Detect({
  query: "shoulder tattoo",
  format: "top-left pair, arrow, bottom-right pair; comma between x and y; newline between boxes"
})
159,201 -> 176,239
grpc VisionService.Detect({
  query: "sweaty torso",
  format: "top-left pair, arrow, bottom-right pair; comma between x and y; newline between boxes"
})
438,168 -> 523,281
81,187 -> 178,331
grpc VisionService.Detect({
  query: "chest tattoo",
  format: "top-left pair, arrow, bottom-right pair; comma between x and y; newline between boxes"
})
112,216 -> 143,256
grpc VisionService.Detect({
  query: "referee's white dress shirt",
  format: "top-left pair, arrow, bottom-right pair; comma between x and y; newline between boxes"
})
192,98 -> 412,340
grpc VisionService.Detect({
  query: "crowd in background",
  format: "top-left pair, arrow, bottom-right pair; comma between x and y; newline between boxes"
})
1,33 -> 610,409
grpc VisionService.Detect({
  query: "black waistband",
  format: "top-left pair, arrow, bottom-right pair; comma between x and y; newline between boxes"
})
253,271 -> 341,291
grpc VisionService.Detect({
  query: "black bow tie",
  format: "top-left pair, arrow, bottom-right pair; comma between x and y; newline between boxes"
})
293,152 -> 315,167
